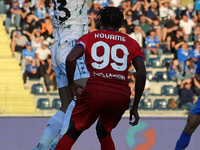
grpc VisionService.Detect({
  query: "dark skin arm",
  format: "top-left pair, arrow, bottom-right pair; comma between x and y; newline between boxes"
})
129,57 -> 146,126
66,45 -> 84,99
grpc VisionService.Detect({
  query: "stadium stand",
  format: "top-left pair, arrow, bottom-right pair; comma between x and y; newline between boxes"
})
0,17 -> 39,114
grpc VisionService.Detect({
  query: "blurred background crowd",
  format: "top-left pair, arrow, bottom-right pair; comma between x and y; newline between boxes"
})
1,0 -> 200,111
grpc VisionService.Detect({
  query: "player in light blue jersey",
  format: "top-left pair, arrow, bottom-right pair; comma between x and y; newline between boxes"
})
175,57 -> 200,150
33,0 -> 89,150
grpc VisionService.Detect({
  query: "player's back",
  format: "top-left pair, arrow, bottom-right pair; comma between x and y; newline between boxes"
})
52,0 -> 88,27
77,30 -> 144,96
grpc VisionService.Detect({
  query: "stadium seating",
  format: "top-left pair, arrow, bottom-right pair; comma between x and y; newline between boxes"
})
31,84 -> 45,95
149,58 -> 162,68
162,58 -> 172,68
141,99 -> 153,110
154,71 -> 169,81
52,98 -> 61,109
161,85 -> 176,96
37,98 -> 51,109
154,99 -> 168,110
146,71 -> 153,81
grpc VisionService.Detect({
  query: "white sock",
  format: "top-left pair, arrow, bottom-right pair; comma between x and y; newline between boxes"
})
37,110 -> 64,149
59,100 -> 75,139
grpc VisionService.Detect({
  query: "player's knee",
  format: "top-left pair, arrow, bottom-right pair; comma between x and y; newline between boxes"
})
66,119 -> 82,141
96,120 -> 110,138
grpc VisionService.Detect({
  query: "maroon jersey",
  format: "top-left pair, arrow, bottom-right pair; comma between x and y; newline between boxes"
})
76,30 -> 144,96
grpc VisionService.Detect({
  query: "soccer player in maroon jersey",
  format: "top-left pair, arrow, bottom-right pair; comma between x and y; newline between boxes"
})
55,6 -> 146,150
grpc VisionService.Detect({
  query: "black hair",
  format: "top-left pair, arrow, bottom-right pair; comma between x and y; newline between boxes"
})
97,6 -> 124,29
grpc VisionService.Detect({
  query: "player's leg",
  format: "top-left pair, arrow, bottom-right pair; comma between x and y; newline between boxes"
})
175,98 -> 200,150
175,113 -> 200,150
96,119 -> 115,150
33,86 -> 72,150
55,119 -> 83,150
97,92 -> 130,150
33,42 -> 72,150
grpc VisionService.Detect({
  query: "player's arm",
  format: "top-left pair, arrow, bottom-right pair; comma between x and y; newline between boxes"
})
66,45 -> 84,98
129,56 -> 146,126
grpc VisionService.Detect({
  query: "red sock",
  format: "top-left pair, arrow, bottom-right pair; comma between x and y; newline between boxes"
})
99,135 -> 115,150
55,134 -> 75,150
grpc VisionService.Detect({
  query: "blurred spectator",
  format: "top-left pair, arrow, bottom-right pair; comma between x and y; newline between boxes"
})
176,41 -> 190,75
30,28 -> 43,50
131,1 -> 145,23
184,58 -> 196,80
30,0 -> 38,8
46,0 -> 54,21
129,26 -> 146,47
108,0 -> 114,7
20,41 -> 35,75
172,29 -> 185,58
0,0 -> 7,15
40,16 -> 52,38
162,16 -> 180,54
35,40 -> 51,66
181,3 -> 198,23
21,0 -> 33,20
179,79 -> 194,111
151,17 -> 162,41
159,0 -> 175,26
168,58 -> 183,83
5,0 -> 22,33
43,54 -> 57,92
138,15 -> 152,35
144,29 -> 163,65
195,0 -> 200,19
21,12 -> 39,40
23,58 -> 42,88
123,15 -> 135,34
88,15 -> 97,33
34,0 -> 47,21
169,0 -> 181,17
144,1 -> 159,19
88,1 -> 101,29
180,13 -> 196,42
11,31 -> 28,56
95,0 -> 108,7
190,41 -> 200,64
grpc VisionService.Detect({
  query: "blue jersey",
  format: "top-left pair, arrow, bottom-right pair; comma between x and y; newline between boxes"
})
22,48 -> 35,60
145,35 -> 159,49
190,49 -> 200,61
177,48 -> 189,62
26,64 -> 38,73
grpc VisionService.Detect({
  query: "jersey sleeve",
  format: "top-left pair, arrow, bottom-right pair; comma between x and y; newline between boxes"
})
75,34 -> 89,56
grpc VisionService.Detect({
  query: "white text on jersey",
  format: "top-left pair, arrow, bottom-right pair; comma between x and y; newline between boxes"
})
94,33 -> 126,42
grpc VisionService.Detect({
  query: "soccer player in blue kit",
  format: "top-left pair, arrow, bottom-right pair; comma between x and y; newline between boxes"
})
175,57 -> 200,150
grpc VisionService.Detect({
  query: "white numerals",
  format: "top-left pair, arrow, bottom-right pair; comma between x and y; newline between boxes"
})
91,41 -> 129,71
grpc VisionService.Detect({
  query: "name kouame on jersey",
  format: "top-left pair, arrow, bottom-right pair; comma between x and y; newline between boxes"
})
52,0 -> 88,27
76,30 -> 144,96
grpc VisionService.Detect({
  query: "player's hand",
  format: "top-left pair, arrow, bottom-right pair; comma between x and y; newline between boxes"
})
129,108 -> 140,126
69,83 -> 83,100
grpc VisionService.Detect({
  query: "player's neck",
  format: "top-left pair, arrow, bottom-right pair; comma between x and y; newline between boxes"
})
103,26 -> 118,31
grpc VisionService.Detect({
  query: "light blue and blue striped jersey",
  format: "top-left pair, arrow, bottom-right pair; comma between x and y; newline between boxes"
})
22,48 -> 35,60
145,35 -> 159,49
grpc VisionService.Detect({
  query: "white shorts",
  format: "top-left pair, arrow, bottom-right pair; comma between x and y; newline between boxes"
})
51,40 -> 89,88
